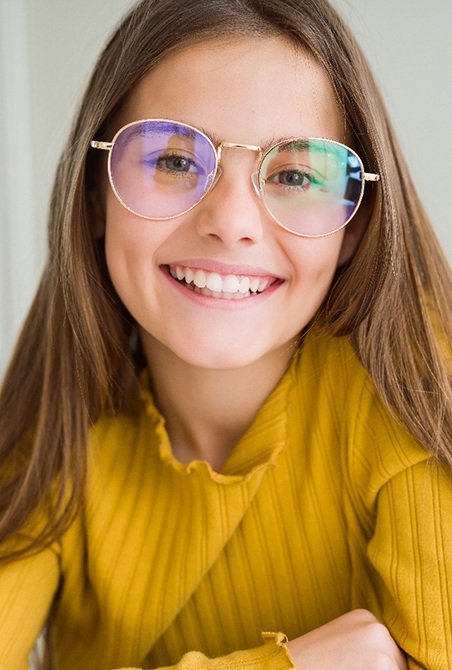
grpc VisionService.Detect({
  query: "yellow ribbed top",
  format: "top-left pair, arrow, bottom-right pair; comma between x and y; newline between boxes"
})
0,326 -> 451,669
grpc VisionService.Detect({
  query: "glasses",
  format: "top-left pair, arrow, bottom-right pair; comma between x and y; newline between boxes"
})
91,118 -> 379,238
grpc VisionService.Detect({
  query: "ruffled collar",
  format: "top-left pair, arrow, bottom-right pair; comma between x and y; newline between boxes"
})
137,350 -> 301,485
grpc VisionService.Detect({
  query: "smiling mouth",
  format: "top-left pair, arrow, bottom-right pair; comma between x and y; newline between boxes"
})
166,264 -> 279,300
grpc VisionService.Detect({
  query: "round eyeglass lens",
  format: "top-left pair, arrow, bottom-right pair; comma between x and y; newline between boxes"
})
259,138 -> 364,236
109,120 -> 217,219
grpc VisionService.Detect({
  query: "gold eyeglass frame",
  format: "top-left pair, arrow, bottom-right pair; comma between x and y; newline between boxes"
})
91,118 -> 380,238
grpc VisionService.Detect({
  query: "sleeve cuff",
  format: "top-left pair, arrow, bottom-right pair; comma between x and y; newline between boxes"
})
167,631 -> 296,669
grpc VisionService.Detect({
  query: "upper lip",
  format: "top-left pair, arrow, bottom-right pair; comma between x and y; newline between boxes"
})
162,258 -> 281,279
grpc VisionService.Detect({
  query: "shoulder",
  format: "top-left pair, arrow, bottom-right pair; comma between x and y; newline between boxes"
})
291,324 -> 430,506
86,377 -> 166,487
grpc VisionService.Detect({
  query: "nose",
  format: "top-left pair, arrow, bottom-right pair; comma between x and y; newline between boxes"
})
193,162 -> 265,248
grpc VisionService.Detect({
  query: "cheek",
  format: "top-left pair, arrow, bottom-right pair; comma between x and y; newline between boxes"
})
278,235 -> 344,336
105,191 -> 155,261
289,231 -> 346,288
104,206 -> 134,282
104,197 -> 155,297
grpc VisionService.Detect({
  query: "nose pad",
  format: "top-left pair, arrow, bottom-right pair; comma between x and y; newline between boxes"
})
207,168 -> 262,202
207,166 -> 222,193
250,172 -> 262,199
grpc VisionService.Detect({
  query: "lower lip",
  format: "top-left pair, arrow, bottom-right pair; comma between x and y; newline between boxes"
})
161,266 -> 282,310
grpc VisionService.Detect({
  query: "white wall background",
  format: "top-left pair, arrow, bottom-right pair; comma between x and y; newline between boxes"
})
1,0 -> 451,379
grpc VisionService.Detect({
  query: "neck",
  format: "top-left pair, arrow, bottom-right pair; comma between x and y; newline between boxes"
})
141,335 -> 298,471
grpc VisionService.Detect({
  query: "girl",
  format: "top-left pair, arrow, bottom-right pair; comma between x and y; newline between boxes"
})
0,0 -> 451,668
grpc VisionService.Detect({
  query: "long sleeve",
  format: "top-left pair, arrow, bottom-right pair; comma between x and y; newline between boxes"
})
0,545 -> 294,668
300,327 -> 452,669
0,547 -> 60,670
338,353 -> 452,669
0,548 -> 294,670
121,634 -> 295,670
368,459 -> 452,670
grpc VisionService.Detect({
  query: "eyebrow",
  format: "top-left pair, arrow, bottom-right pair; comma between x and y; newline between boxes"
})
118,120 -> 197,146
198,128 -> 314,153
116,120 -> 321,153
117,121 -> 280,152
270,138 -> 311,152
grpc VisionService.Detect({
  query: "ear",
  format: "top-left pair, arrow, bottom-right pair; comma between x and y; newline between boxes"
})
86,148 -> 109,239
337,188 -> 375,266
337,214 -> 366,266
88,186 -> 106,239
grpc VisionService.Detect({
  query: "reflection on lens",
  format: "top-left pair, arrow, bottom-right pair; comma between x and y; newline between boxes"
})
109,120 -> 217,218
260,138 -> 364,236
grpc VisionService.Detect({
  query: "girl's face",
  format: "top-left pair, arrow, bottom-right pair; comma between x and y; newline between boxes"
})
103,36 -> 363,370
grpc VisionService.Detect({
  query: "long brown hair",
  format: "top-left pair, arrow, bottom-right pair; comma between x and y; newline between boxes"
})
1,0 -> 451,563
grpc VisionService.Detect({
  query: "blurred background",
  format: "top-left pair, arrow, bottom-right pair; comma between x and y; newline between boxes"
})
1,0 -> 451,377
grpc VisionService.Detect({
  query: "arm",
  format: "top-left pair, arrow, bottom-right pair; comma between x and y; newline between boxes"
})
0,551 -> 403,670
369,459 -> 452,669
0,546 -> 59,670
115,620 -> 405,670
154,634 -> 295,669
0,539 -> 406,669
0,553 -> 294,670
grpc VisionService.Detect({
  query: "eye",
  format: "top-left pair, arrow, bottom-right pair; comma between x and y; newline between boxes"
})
158,154 -> 197,174
265,169 -> 314,191
155,154 -> 201,174
273,170 -> 311,188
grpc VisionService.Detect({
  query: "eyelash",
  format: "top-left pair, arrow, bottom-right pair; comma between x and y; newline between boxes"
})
265,168 -> 322,192
144,151 -> 205,178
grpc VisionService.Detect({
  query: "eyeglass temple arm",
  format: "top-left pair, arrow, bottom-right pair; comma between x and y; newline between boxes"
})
363,172 -> 380,182
91,141 -> 113,150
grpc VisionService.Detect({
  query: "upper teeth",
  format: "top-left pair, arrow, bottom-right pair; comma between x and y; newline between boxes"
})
169,265 -> 271,294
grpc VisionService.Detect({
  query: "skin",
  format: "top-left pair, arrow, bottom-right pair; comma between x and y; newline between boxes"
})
99,36 -> 406,668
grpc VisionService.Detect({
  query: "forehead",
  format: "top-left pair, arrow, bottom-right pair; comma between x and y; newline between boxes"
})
118,36 -> 345,145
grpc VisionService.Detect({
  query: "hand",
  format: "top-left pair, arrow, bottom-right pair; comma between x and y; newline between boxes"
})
286,609 -> 407,669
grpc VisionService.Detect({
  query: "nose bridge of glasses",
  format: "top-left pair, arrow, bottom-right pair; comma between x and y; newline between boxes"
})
216,142 -> 262,162
215,142 -> 263,197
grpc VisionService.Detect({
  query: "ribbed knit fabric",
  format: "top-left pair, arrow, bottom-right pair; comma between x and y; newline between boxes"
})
0,326 -> 451,669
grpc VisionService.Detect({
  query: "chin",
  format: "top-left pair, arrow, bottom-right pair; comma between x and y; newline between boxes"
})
171,345 -> 271,371
143,327 -> 286,372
